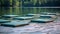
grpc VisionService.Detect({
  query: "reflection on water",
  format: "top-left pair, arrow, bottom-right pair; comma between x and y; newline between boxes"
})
0,7 -> 60,16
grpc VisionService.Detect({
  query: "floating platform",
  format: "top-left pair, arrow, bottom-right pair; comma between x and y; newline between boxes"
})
0,19 -> 10,23
13,17 -> 33,20
31,19 -> 54,23
1,20 -> 30,27
41,12 -> 57,15
40,15 -> 57,19
2,15 -> 19,18
26,14 -> 40,18
40,15 -> 52,19
47,13 -> 57,15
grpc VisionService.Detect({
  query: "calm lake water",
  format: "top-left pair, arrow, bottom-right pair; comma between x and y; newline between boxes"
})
0,7 -> 60,16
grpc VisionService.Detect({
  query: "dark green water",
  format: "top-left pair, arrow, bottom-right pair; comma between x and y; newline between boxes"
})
0,7 -> 60,16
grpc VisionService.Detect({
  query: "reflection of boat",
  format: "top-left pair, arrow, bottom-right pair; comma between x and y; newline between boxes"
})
0,19 -> 10,23
31,19 -> 54,23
